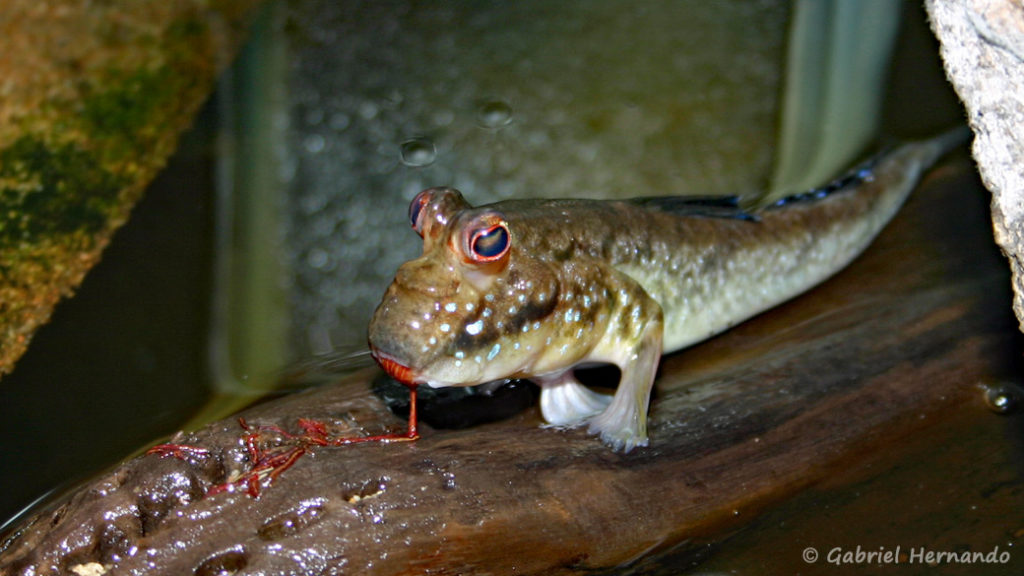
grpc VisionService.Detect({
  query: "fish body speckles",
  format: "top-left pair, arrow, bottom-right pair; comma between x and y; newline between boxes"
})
368,128 -> 970,451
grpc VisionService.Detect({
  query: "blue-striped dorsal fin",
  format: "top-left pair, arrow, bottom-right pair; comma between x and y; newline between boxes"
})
630,195 -> 758,222
768,148 -> 889,209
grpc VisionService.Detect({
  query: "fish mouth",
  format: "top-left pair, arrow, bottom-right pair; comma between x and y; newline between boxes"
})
370,348 -> 417,386
369,347 -> 464,389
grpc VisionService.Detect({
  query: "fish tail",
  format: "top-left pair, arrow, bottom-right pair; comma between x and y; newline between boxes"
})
912,125 -> 972,168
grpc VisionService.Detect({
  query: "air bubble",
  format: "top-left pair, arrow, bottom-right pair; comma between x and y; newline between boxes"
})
478,100 -> 513,129
306,248 -> 330,270
359,101 -> 379,120
983,383 -> 1020,414
400,137 -> 437,167
328,112 -> 351,131
303,134 -> 326,154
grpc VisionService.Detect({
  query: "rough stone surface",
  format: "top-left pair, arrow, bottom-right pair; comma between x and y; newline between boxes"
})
927,0 -> 1024,331
0,0 -> 262,378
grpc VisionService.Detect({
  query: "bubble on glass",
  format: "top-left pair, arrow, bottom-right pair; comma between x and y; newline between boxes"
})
328,112 -> 351,132
306,248 -> 331,270
478,100 -> 513,129
359,101 -> 379,120
400,137 -> 437,167
304,134 -> 326,154
983,383 -> 1020,414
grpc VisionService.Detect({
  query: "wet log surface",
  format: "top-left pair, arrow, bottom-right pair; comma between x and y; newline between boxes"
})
1,158 -> 1020,575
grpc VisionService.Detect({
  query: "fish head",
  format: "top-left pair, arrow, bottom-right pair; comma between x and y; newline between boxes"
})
369,187 -> 560,388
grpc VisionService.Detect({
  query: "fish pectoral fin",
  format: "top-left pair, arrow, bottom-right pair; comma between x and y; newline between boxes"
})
587,303 -> 663,452
538,371 -> 612,427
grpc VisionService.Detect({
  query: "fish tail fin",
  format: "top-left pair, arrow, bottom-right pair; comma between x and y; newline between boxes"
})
914,125 -> 972,168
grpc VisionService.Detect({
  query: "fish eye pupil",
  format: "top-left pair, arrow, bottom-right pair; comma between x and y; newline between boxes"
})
472,224 -> 509,260
409,191 -> 429,232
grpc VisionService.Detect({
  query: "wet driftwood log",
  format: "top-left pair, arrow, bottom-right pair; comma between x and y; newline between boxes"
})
0,157 -> 1018,574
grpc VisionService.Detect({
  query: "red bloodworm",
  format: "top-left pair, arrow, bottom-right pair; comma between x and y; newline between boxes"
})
147,379 -> 421,497
374,355 -> 415,386
145,443 -> 211,459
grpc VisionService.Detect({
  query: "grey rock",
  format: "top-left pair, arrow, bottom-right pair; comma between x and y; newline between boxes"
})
928,0 -> 1024,331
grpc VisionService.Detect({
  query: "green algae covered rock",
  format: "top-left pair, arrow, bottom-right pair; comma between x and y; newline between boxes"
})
0,1 -> 263,377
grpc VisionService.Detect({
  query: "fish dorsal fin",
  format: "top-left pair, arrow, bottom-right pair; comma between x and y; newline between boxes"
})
765,148 -> 888,209
630,195 -> 759,222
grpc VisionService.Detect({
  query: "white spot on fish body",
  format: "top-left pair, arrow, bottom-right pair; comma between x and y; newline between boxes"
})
444,302 -> 457,313
440,323 -> 451,333
487,344 -> 501,361
466,320 -> 484,335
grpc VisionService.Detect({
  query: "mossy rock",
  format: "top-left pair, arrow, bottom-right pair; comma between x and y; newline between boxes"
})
0,0 -> 264,378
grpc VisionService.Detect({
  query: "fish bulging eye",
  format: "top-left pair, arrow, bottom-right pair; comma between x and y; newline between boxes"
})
409,190 -> 431,236
467,222 -> 510,263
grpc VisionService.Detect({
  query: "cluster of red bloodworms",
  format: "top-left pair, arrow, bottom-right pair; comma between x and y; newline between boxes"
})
146,388 -> 420,498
